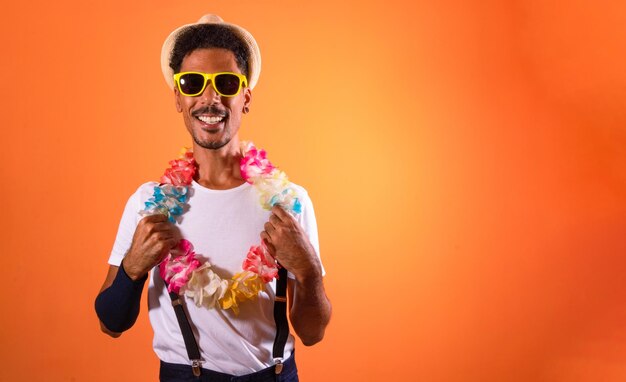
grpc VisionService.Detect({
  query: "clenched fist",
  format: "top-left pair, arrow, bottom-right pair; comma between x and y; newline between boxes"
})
260,206 -> 322,283
122,214 -> 180,280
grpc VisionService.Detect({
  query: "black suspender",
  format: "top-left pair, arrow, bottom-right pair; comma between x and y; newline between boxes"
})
168,292 -> 203,377
272,267 -> 290,374
167,266 -> 291,376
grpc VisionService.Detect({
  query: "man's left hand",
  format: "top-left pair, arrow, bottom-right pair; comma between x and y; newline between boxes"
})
260,206 -> 322,282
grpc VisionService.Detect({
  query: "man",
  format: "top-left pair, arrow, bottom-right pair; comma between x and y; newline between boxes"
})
95,14 -> 331,381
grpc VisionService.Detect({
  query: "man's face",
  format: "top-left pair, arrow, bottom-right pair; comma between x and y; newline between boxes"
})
174,48 -> 251,150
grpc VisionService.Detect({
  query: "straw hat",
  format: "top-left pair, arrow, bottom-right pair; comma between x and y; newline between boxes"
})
160,14 -> 261,90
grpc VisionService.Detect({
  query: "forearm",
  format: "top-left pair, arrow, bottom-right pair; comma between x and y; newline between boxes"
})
94,263 -> 147,336
289,274 -> 332,346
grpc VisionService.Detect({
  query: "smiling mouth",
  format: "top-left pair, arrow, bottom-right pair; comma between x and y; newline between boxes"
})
196,115 -> 225,125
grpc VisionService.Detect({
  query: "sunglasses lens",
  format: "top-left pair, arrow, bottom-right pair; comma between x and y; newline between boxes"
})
214,74 -> 241,96
178,73 -> 206,95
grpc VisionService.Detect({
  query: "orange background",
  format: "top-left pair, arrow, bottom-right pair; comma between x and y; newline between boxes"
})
1,0 -> 625,381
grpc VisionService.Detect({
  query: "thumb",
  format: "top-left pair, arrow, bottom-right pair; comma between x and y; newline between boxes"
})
262,238 -> 277,258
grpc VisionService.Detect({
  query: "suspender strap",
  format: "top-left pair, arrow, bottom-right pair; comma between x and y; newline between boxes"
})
168,292 -> 202,377
167,268 -> 291,377
272,267 -> 290,374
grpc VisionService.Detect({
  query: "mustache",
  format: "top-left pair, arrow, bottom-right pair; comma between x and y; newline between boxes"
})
192,105 -> 228,118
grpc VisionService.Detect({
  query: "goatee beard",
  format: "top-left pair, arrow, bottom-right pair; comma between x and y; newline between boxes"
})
192,134 -> 231,150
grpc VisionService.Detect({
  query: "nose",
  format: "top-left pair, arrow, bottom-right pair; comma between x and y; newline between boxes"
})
199,81 -> 221,103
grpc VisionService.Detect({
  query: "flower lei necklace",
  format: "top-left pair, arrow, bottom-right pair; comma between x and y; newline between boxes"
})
140,142 -> 301,314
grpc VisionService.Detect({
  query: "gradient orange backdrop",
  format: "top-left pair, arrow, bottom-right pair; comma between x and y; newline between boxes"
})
1,1 -> 625,381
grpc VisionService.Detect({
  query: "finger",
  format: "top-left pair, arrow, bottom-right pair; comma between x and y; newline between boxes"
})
154,230 -> 176,242
146,234 -> 173,250
265,243 -> 276,258
269,213 -> 281,225
166,237 -> 179,248
270,205 -> 288,221
155,241 -> 177,262
139,219 -> 172,234
261,236 -> 276,256
260,230 -> 269,241
148,222 -> 176,233
271,205 -> 295,222
156,250 -> 171,264
155,236 -> 179,253
141,214 -> 169,224
264,222 -> 275,234
163,238 -> 181,256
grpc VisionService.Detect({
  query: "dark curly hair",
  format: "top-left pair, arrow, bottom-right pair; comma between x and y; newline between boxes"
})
169,24 -> 249,77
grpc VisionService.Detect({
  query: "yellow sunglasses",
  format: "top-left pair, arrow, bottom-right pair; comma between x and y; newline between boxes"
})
173,71 -> 248,97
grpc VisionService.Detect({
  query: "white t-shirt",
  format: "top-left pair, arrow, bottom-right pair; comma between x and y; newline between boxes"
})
108,180 -> 321,375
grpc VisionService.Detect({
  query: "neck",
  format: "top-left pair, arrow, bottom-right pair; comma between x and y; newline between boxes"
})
192,138 -> 245,190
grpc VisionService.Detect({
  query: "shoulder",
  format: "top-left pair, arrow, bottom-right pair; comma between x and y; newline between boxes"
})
122,181 -> 160,211
288,182 -> 312,201
288,182 -> 316,210
133,181 -> 160,200
287,182 -> 318,224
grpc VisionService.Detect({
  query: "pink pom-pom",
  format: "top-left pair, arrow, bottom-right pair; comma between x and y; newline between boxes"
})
242,244 -> 278,283
159,239 -> 201,294
161,151 -> 196,186
240,145 -> 275,183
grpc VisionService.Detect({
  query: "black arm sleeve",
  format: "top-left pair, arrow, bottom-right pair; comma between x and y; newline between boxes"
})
94,263 -> 148,333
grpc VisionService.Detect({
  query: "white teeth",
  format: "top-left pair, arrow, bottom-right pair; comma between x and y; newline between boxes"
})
197,115 -> 224,124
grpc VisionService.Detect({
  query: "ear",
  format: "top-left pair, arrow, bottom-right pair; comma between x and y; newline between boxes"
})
174,87 -> 183,113
242,87 -> 252,113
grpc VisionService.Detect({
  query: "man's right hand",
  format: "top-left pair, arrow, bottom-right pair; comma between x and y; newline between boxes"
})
122,214 -> 180,281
